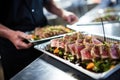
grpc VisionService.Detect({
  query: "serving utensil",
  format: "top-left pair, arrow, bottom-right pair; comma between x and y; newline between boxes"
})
101,18 -> 106,42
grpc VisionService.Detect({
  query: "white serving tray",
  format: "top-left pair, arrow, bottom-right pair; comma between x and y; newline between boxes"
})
34,33 -> 120,79
26,29 -> 75,44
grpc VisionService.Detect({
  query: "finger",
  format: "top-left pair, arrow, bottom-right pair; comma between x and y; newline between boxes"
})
16,42 -> 33,50
22,34 -> 29,39
26,35 -> 33,39
69,15 -> 78,24
17,31 -> 29,39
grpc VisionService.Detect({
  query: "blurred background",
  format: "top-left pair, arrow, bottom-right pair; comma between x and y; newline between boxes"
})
44,0 -> 99,25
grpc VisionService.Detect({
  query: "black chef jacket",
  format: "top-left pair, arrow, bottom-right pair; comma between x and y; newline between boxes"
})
0,0 -> 49,80
0,0 -> 48,32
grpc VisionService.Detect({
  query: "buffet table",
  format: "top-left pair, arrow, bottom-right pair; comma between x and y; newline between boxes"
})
11,4 -> 120,80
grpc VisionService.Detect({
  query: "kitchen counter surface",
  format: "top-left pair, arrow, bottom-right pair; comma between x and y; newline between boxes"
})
11,54 -> 120,80
67,4 -> 120,40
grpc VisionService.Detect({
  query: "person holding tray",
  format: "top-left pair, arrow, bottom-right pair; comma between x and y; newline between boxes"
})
0,0 -> 78,80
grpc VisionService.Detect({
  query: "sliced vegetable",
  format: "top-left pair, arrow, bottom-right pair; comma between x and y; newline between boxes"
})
49,47 -> 54,52
32,35 -> 40,40
86,62 -> 95,70
54,48 -> 59,54
110,65 -> 115,70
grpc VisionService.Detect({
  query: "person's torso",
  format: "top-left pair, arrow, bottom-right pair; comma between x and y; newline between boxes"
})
0,0 -> 48,31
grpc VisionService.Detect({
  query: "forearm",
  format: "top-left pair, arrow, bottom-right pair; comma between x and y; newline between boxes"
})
0,24 -> 15,39
44,0 -> 65,18
0,24 -> 33,49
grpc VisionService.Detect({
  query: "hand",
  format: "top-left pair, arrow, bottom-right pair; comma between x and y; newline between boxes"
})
9,31 -> 33,50
62,10 -> 79,24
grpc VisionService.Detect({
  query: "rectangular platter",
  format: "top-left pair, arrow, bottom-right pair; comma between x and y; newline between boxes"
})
26,25 -> 75,44
74,8 -> 120,26
34,32 -> 120,79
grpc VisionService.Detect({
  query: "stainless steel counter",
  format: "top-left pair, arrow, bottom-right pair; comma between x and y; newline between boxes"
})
67,22 -> 120,39
68,4 -> 120,39
10,54 -> 120,80
11,54 -> 77,80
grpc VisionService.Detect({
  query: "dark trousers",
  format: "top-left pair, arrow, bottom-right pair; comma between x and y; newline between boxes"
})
0,38 -> 42,80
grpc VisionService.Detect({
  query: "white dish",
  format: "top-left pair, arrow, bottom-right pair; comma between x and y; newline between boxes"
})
34,33 -> 120,79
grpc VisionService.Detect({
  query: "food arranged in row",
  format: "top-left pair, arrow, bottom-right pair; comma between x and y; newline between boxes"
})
47,32 -> 120,73
92,14 -> 120,22
91,7 -> 120,22
102,7 -> 120,13
29,25 -> 74,41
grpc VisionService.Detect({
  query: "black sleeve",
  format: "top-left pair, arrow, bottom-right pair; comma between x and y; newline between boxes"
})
43,0 -> 50,4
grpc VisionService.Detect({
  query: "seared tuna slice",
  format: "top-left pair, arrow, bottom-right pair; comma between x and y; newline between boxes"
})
91,45 -> 101,59
92,38 -> 102,44
109,43 -> 120,59
100,44 -> 110,59
76,39 -> 83,44
68,43 -> 76,55
57,38 -> 65,49
81,48 -> 93,61
50,38 -> 59,47
75,44 -> 85,59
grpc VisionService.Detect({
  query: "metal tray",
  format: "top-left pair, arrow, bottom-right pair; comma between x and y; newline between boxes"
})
74,9 -> 120,25
28,32 -> 76,44
28,33 -> 66,44
34,33 -> 120,79
26,27 -> 75,44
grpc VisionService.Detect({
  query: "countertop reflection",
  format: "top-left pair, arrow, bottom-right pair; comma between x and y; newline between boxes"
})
11,54 -> 120,80
68,23 -> 120,38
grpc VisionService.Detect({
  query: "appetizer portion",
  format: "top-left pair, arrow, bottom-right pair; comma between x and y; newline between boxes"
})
30,25 -> 74,41
92,14 -> 120,22
46,32 -> 120,73
103,8 -> 120,13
